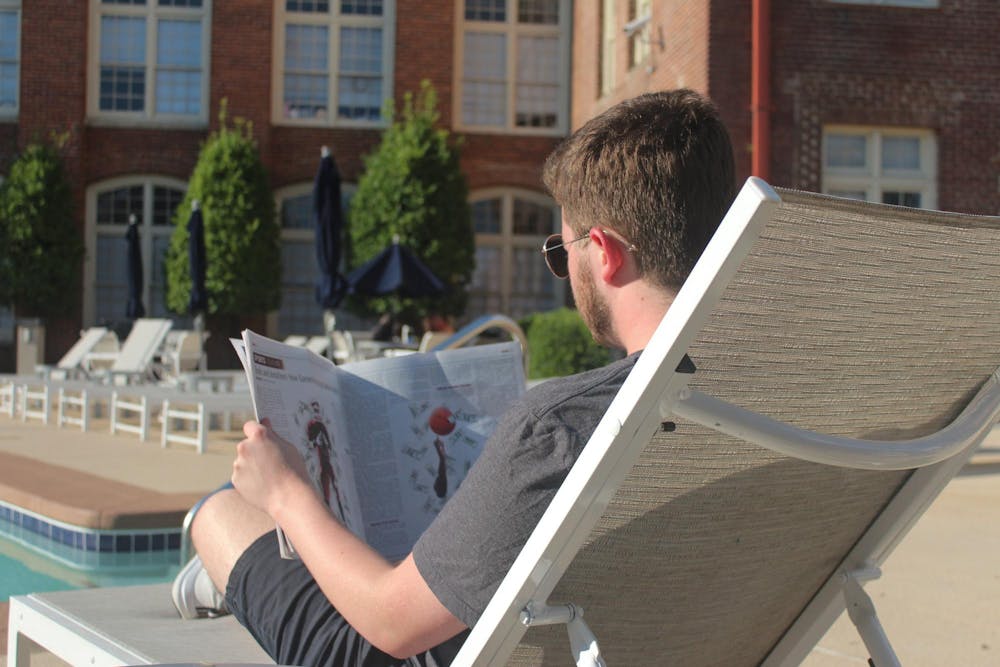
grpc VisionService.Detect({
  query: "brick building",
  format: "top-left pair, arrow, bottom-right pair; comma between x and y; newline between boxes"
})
0,0 -> 573,368
579,0 -> 999,214
1,0 -> 998,368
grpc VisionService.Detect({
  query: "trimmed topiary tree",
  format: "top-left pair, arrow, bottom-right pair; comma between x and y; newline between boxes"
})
522,308 -> 612,380
165,103 -> 280,318
0,138 -> 83,318
347,80 -> 473,325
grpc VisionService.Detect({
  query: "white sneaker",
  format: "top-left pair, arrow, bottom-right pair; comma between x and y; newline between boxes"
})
171,554 -> 229,619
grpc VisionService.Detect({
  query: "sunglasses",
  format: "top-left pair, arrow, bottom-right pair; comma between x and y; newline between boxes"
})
542,229 -> 638,279
541,233 -> 590,279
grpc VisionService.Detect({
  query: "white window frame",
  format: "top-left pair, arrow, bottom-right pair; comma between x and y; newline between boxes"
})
454,0 -> 571,136
469,187 -> 565,319
84,176 -> 187,327
272,1 -> 395,128
827,0 -> 938,7
0,0 -> 20,119
271,181 -> 357,337
627,0 -> 652,70
599,0 -> 616,97
822,126 -> 937,210
87,0 -> 211,127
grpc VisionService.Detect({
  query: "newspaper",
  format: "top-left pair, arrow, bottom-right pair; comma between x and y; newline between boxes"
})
232,330 -> 525,561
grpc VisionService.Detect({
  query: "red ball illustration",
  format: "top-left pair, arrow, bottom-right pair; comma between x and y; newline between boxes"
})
428,406 -> 456,436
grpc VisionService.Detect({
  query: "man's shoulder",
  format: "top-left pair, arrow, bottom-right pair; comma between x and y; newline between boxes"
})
519,353 -> 640,419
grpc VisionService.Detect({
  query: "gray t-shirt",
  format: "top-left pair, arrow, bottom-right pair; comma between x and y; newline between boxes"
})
412,353 -> 639,628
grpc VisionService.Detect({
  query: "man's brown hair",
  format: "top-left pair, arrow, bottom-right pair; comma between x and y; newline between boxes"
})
543,89 -> 736,291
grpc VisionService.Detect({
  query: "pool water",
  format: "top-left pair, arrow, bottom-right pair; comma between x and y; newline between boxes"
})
0,530 -> 181,602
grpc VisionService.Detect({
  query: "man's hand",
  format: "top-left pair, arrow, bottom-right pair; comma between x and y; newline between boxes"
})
232,419 -> 315,518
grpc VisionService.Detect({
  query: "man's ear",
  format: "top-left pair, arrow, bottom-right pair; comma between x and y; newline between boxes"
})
590,228 -> 627,284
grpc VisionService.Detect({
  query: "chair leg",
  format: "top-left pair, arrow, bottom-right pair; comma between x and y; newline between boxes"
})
843,569 -> 902,667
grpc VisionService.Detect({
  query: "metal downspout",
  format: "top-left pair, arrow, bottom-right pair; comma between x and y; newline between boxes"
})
751,0 -> 771,180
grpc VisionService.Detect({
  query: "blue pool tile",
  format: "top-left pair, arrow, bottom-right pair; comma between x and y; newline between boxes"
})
152,533 -> 165,550
134,534 -> 150,552
115,534 -> 131,552
99,534 -> 114,552
86,533 -> 98,551
167,533 -> 181,550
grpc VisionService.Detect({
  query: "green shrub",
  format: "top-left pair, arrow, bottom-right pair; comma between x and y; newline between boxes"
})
347,80 -> 473,325
0,139 -> 83,317
523,308 -> 612,379
165,102 -> 280,316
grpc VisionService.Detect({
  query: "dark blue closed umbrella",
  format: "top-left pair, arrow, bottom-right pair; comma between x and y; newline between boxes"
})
347,240 -> 447,298
187,204 -> 208,314
125,216 -> 145,319
314,148 -> 347,309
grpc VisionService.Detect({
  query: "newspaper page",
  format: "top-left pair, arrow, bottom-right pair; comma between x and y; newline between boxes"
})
235,330 -> 525,561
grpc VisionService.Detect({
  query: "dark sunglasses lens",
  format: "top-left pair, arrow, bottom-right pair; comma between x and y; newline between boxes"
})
543,236 -> 569,278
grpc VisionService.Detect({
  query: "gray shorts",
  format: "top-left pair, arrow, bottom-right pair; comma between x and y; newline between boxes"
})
226,531 -> 467,666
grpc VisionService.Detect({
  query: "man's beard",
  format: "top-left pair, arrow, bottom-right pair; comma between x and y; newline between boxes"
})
572,255 -> 613,347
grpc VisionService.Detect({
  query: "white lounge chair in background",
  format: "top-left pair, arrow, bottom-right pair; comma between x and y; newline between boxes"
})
8,179 -> 1000,666
90,318 -> 173,385
41,326 -> 120,380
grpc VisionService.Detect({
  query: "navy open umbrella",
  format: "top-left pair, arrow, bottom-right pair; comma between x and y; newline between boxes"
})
187,203 -> 208,314
125,216 -> 145,319
314,147 -> 348,309
347,240 -> 447,298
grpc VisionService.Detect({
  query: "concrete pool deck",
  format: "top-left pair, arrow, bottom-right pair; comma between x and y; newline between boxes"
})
0,414 -> 998,665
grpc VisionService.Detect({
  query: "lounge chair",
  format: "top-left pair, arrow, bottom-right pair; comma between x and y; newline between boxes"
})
87,318 -> 173,385
8,179 -> 1000,666
40,326 -> 120,380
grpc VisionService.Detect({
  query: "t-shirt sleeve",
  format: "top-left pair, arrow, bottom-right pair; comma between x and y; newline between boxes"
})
412,401 -> 583,628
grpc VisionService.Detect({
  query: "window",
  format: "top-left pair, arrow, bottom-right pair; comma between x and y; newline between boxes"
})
457,0 -> 570,134
823,127 -> 937,209
627,0 -> 651,69
468,189 -> 564,319
0,1 -> 19,117
85,178 -> 186,327
89,0 -> 210,124
274,1 -> 395,126
274,184 -> 356,337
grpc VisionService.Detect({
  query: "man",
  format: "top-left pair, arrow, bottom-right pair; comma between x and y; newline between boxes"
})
173,88 -> 736,666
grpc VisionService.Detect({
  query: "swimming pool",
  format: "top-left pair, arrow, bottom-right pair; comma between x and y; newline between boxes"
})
0,504 -> 182,601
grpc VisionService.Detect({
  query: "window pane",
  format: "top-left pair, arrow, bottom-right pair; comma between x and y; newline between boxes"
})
95,235 -> 129,325
287,0 -> 330,12
338,27 -> 382,120
518,0 -> 559,24
825,134 -> 867,169
462,32 -> 506,126
0,11 -> 19,60
286,24 -> 329,70
101,16 -> 146,64
285,24 -> 329,119
510,245 -> 556,318
470,246 -> 501,293
341,0 -> 383,15
515,35 -> 558,127
512,199 -> 554,235
157,20 -> 202,67
158,0 -> 203,8
472,199 -> 501,234
156,70 -> 201,114
465,0 -> 506,21
152,186 -> 184,226
0,63 -> 15,108
97,186 -> 144,225
882,191 -> 921,208
281,194 -> 313,229
881,136 -> 920,171
828,190 -> 867,201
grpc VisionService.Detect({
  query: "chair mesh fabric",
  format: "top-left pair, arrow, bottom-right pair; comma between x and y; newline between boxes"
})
509,191 -> 1000,665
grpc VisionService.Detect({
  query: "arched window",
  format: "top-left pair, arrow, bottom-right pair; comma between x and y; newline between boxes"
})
274,183 -> 355,337
85,177 -> 186,327
468,188 -> 563,319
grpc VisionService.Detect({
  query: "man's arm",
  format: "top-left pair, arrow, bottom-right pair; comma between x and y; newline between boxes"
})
233,421 -> 467,658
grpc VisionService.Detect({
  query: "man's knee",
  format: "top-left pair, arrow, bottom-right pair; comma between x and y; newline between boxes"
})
190,488 -> 273,591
